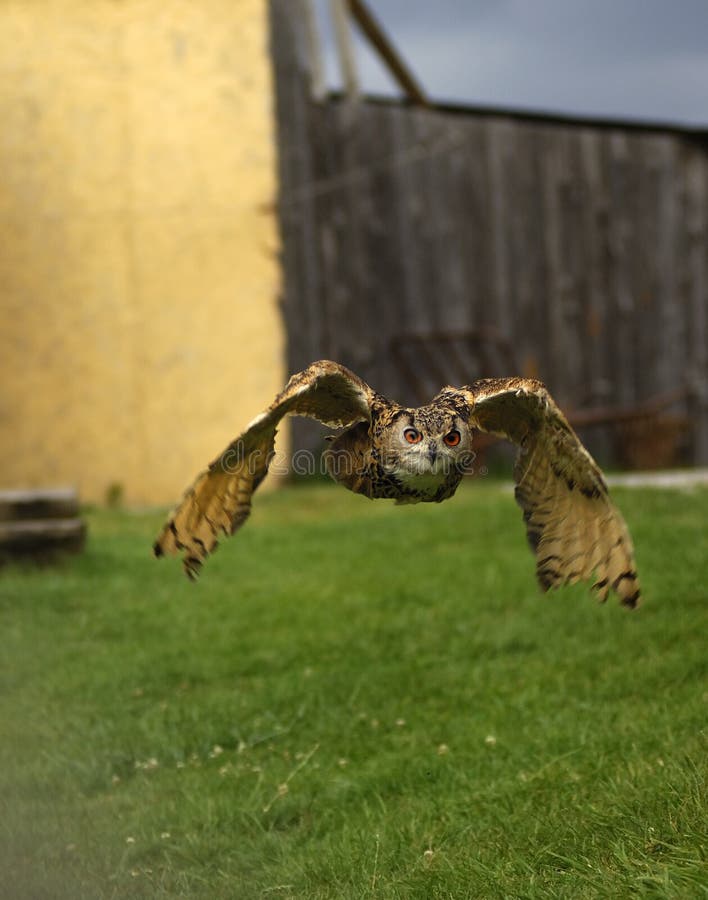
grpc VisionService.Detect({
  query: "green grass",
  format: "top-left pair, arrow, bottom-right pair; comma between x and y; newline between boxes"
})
1,480 -> 706,899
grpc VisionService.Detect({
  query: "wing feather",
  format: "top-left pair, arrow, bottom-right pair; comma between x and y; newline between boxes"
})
464,377 -> 640,607
154,361 -> 375,578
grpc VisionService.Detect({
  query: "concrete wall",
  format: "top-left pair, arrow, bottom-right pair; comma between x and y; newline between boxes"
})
0,0 -> 283,505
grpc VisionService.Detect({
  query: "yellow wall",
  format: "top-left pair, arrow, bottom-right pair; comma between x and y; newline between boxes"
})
0,0 -> 283,505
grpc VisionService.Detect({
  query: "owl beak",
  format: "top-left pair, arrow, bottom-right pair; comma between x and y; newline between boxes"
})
427,444 -> 438,464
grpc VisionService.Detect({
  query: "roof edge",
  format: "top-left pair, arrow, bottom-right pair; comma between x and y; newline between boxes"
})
326,89 -> 708,141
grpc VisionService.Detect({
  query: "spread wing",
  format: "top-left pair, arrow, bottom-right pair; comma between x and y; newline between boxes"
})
462,377 -> 640,607
154,361 -> 375,579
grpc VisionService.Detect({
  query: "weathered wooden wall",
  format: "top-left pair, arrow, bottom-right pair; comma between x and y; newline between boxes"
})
269,0 -> 708,465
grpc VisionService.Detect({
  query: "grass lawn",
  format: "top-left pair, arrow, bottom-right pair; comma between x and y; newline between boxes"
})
0,479 -> 706,899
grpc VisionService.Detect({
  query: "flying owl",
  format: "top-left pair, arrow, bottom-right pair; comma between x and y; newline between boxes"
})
154,360 -> 640,607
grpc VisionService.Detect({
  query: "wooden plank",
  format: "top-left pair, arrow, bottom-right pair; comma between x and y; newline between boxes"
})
540,125 -> 569,390
412,109 -> 462,336
578,128 -> 613,460
485,118 -> 514,340
634,135 -> 662,403
270,9 -> 322,356
0,487 -> 79,521
311,103 -> 342,365
653,137 -> 681,398
426,116 -> 472,335
270,0 -> 327,456
397,109 -> 437,335
606,132 -> 637,408
0,518 -> 86,560
579,130 -> 610,398
558,130 -> 587,405
301,0 -> 327,101
685,145 -> 708,463
347,0 -> 428,106
456,120 -> 492,335
332,102 -> 374,379
355,105 -> 410,398
515,122 -> 554,385
330,0 -> 360,100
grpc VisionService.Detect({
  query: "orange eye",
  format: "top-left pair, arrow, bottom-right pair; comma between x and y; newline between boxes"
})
443,430 -> 461,447
404,427 -> 422,444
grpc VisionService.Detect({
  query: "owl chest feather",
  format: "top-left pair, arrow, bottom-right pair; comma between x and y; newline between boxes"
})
390,467 -> 457,503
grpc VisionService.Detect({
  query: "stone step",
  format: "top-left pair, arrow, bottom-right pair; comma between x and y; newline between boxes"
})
0,487 -> 79,522
0,518 -> 87,560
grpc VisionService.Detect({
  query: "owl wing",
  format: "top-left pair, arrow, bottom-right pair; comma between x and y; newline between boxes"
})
154,361 -> 376,579
462,377 -> 640,607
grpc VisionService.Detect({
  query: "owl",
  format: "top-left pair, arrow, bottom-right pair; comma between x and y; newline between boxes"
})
154,360 -> 640,607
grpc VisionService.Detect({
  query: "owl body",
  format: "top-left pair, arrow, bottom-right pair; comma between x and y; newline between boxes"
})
325,393 -> 472,504
154,360 -> 640,607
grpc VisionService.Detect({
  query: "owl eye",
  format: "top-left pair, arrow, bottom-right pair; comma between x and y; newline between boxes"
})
443,430 -> 461,447
403,427 -> 422,444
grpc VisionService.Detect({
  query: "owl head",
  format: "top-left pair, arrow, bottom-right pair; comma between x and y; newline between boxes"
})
381,408 -> 474,477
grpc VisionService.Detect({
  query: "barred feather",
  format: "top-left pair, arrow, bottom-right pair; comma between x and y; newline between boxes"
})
153,361 -> 374,578
466,377 -> 640,607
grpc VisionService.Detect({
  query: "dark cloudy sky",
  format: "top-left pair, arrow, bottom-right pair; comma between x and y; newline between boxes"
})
314,0 -> 708,126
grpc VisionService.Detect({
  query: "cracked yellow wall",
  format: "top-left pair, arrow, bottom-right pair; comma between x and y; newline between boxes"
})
0,0 -> 283,505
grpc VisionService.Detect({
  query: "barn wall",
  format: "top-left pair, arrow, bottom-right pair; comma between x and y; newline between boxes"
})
270,0 -> 708,466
